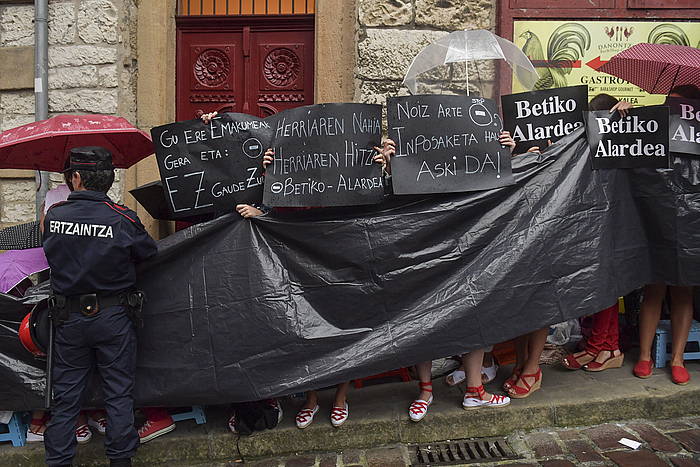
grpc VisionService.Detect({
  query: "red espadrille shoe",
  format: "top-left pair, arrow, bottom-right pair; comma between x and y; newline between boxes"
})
633,360 -> 653,379
671,365 -> 690,385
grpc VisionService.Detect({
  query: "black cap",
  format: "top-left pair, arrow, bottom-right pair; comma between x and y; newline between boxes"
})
64,146 -> 113,172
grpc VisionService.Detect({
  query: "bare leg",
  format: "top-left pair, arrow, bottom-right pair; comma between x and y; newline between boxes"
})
464,349 -> 496,400
334,382 -> 351,407
638,283 -> 666,363
415,361 -> 433,401
669,286 -> 694,367
514,335 -> 529,371
303,390 -> 319,410
521,328 -> 547,375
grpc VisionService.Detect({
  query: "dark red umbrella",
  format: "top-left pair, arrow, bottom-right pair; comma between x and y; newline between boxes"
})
0,115 -> 153,172
598,43 -> 700,95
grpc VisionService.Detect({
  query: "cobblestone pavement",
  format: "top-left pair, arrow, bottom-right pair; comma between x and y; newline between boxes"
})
240,416 -> 700,466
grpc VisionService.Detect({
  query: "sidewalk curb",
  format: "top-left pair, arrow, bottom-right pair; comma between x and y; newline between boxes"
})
4,382 -> 699,466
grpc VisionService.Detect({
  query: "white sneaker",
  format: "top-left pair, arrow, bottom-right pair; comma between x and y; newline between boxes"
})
408,395 -> 433,422
26,429 -> 44,443
462,386 -> 510,410
295,405 -> 319,429
75,424 -> 93,444
330,403 -> 349,427
88,417 -> 107,435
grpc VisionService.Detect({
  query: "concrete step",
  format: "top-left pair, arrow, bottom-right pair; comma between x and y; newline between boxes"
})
2,355 -> 700,466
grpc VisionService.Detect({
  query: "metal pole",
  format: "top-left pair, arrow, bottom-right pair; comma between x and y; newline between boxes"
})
35,0 -> 50,220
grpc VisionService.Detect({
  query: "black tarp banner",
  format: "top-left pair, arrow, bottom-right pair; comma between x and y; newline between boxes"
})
2,128 -> 699,410
668,97 -> 700,156
151,114 -> 271,219
501,85 -> 588,154
263,103 -> 384,207
387,95 -> 514,194
585,106 -> 670,169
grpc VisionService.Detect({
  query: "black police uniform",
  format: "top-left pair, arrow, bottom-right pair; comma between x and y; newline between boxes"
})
42,148 -> 157,467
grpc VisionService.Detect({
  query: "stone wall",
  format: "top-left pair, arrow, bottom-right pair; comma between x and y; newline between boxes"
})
0,0 -> 137,225
356,0 -> 497,109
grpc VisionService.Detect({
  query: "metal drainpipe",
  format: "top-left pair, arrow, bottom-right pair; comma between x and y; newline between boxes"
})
34,0 -> 50,220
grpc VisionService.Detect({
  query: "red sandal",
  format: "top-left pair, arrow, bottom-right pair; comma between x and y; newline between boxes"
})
408,382 -> 433,422
502,368 -> 521,392
584,351 -> 624,372
562,349 -> 595,370
507,368 -> 542,399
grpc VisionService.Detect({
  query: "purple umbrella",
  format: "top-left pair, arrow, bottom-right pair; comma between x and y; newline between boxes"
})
0,248 -> 49,294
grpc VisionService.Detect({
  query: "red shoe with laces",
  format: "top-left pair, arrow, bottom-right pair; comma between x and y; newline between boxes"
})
330,403 -> 349,427
408,382 -> 433,422
633,360 -> 653,379
672,365 -> 690,385
462,385 -> 510,410
138,415 -> 175,444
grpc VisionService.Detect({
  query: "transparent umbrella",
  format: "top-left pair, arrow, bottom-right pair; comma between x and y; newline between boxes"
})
403,29 -> 539,95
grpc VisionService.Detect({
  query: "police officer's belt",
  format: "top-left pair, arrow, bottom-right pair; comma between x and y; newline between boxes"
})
52,292 -> 129,317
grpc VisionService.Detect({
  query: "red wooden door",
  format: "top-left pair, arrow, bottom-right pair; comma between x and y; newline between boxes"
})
176,16 -> 314,121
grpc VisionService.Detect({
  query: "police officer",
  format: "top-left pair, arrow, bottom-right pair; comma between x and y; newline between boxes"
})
42,147 -> 157,467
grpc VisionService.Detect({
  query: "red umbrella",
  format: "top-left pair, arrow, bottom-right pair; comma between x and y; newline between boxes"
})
598,43 -> 700,95
0,115 -> 154,172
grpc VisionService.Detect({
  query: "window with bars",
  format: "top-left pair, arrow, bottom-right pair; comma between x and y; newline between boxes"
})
178,0 -> 315,15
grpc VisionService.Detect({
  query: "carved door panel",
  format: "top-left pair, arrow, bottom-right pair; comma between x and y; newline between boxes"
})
176,18 -> 314,121
177,31 -> 245,120
252,30 -> 314,117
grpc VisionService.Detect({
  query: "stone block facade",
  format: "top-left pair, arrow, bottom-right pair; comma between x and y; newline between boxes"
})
0,0 -> 136,225
356,0 -> 497,108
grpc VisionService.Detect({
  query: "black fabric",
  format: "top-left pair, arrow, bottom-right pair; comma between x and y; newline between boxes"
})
42,191 -> 157,296
1,128 -> 699,409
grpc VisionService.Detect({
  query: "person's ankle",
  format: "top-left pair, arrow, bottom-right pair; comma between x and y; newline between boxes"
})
670,358 -> 685,367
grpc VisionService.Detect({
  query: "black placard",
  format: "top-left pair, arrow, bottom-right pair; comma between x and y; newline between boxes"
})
151,113 -> 271,219
386,95 -> 514,194
501,85 -> 588,154
668,97 -> 700,156
263,103 -> 384,207
585,106 -> 670,169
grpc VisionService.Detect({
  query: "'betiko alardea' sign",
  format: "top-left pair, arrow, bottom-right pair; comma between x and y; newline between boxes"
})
585,106 -> 670,169
501,85 -> 588,154
667,97 -> 700,156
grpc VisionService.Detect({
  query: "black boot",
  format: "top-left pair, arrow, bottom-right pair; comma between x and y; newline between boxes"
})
110,459 -> 132,467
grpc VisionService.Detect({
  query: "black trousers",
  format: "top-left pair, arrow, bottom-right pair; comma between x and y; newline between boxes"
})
44,306 -> 138,466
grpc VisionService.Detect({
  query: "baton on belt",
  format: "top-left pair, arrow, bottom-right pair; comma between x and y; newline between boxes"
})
44,317 -> 54,409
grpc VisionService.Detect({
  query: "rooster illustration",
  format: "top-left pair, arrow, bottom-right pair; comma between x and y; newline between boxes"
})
604,26 -> 615,40
520,23 -> 592,90
648,23 -> 689,46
